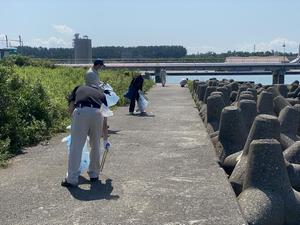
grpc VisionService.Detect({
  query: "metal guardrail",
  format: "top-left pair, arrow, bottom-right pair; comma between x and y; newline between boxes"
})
49,58 -> 222,64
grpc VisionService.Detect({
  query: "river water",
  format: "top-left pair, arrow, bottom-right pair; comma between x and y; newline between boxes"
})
160,74 -> 300,85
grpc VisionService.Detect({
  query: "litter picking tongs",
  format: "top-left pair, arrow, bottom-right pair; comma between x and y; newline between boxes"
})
100,148 -> 109,173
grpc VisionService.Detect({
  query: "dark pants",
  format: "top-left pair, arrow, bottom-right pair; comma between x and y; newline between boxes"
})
129,92 -> 139,113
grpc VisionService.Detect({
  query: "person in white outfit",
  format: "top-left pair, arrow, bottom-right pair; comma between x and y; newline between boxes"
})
85,59 -> 105,88
160,69 -> 167,87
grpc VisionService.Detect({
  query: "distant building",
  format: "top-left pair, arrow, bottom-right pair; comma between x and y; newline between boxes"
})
0,48 -> 17,59
225,56 -> 289,64
73,33 -> 92,64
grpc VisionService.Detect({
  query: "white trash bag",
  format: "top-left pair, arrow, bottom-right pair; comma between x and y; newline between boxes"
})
100,104 -> 114,117
100,82 -> 120,107
105,91 -> 120,107
62,135 -> 90,174
138,90 -> 149,112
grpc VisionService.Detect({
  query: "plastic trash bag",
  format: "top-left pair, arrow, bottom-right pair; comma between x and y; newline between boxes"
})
100,82 -> 120,107
100,82 -> 113,91
105,91 -> 120,107
62,135 -> 90,174
138,90 -> 149,112
100,104 -> 114,117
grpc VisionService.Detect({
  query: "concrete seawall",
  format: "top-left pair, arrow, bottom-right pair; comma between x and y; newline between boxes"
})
0,84 -> 246,225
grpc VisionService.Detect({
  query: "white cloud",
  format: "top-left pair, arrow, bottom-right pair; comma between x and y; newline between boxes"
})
237,38 -> 299,53
31,36 -> 72,48
52,24 -> 74,36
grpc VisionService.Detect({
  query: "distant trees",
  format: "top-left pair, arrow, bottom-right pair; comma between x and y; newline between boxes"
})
16,46 -> 297,62
17,47 -> 73,59
92,46 -> 187,58
184,51 -> 297,62
17,46 -> 187,59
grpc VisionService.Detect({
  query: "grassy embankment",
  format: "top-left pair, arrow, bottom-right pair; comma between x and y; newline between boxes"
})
0,58 -> 154,166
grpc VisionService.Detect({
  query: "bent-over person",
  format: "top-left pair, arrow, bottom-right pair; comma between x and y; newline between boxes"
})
62,82 -> 109,187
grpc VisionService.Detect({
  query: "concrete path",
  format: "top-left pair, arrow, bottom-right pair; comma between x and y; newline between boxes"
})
0,85 -> 246,225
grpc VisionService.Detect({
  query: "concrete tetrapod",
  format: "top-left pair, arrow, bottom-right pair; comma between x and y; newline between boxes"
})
274,84 -> 289,98
238,93 -> 255,102
286,98 -> 300,106
230,91 -> 238,104
223,150 -> 243,175
247,88 -> 258,101
217,86 -> 230,106
199,104 -> 207,121
288,87 -> 300,98
278,106 -> 300,149
229,114 -> 280,195
206,94 -> 225,134
223,100 -> 257,174
294,104 -> 300,136
203,86 -> 217,103
238,139 -> 300,225
208,79 -> 218,86
229,81 -> 239,92
214,106 -> 247,164
290,81 -> 299,92
210,91 -> 224,98
257,91 -> 275,115
267,86 -> 281,98
192,80 -> 199,94
240,91 -> 254,96
238,100 -> 257,137
273,95 -> 292,116
225,83 -> 232,94
284,141 -> 300,164
196,84 -> 207,102
229,113 -> 300,194
235,86 -> 248,102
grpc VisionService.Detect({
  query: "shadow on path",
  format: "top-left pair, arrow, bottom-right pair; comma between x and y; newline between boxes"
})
126,113 -> 156,118
108,129 -> 121,135
67,176 -> 120,201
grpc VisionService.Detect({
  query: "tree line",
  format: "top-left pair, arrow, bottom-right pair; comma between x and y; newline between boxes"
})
17,46 -> 187,59
184,51 -> 297,62
16,46 -> 297,62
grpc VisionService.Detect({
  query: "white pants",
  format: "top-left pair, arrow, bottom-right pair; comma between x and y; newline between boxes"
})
160,75 -> 166,86
66,107 -> 103,185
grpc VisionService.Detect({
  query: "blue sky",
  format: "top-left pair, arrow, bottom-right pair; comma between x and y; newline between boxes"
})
1,0 -> 300,54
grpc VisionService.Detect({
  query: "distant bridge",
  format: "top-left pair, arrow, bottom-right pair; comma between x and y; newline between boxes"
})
143,70 -> 300,76
56,62 -> 300,84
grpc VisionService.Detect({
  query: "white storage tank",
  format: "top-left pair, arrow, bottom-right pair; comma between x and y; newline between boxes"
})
73,33 -> 92,64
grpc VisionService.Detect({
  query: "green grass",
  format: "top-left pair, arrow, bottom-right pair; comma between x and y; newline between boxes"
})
14,66 -> 154,130
0,65 -> 154,166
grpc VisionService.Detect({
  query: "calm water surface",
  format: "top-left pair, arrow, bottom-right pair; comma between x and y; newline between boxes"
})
159,74 -> 300,85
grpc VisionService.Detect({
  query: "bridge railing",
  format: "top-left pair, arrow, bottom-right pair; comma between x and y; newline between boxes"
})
49,58 -> 224,64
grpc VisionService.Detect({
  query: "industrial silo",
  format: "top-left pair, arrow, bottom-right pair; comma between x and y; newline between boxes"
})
73,33 -> 92,64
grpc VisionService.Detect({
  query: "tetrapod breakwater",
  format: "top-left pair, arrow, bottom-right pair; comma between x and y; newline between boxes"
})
191,78 -> 300,225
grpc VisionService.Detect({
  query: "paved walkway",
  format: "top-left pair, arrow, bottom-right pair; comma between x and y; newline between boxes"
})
0,85 -> 246,225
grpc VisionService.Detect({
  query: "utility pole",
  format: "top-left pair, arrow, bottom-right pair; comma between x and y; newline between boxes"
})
254,44 -> 256,53
5,35 -> 8,48
19,35 -> 23,47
